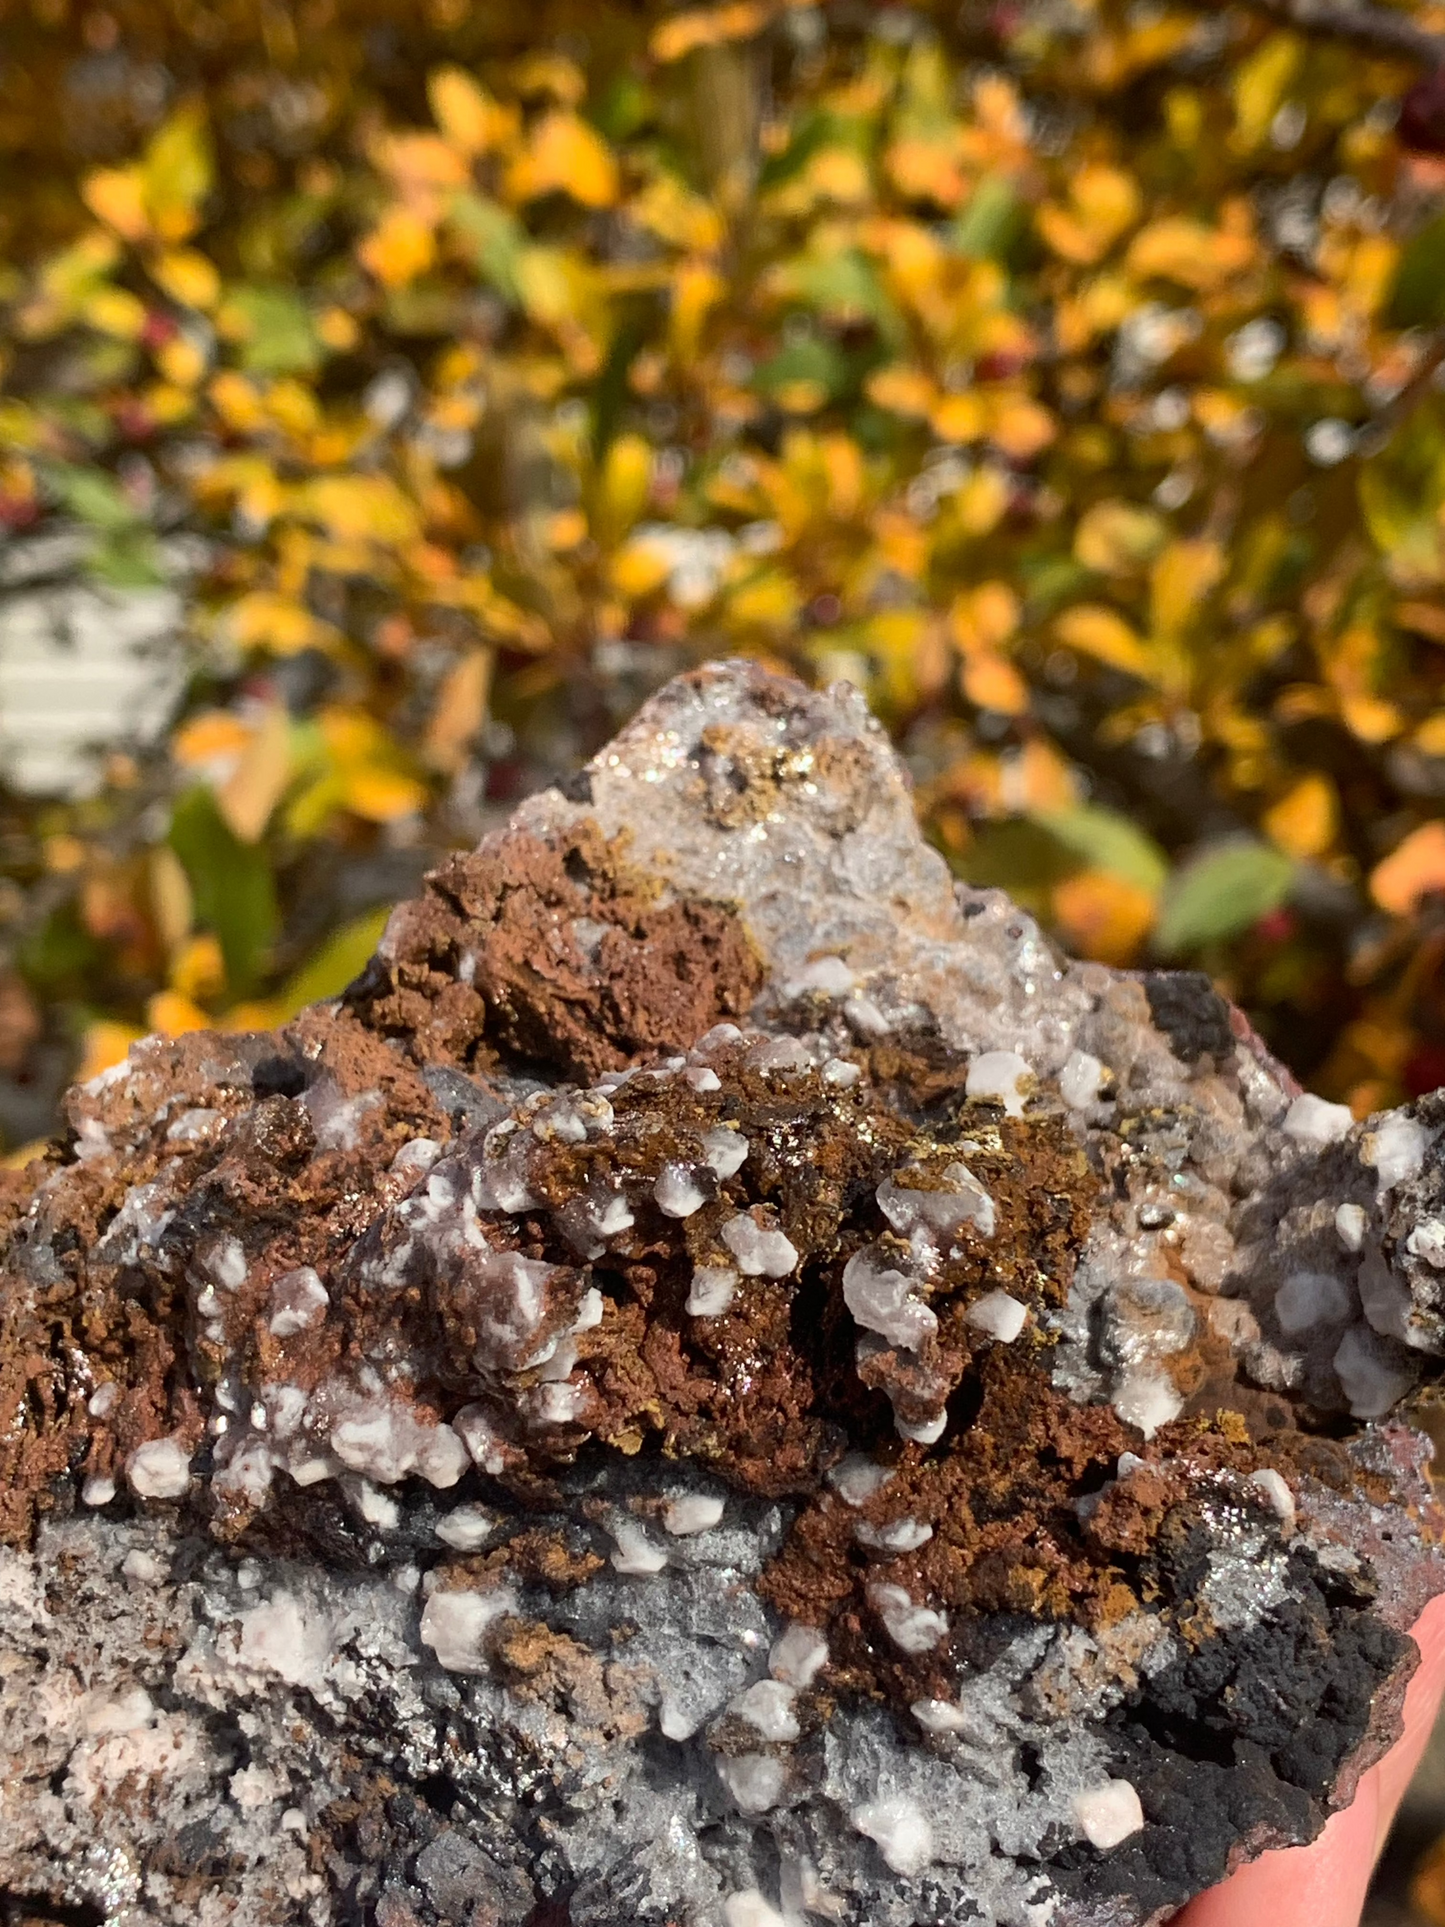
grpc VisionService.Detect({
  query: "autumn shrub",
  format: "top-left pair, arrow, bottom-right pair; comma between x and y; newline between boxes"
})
4,0 -> 1445,1144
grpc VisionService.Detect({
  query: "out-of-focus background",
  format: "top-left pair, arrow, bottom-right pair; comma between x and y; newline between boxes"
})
8,0 -> 1445,1910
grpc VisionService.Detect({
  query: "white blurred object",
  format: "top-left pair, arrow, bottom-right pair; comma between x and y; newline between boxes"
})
0,568 -> 185,796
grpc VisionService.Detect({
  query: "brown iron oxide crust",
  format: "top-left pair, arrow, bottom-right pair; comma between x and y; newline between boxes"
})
0,801 -> 1387,1737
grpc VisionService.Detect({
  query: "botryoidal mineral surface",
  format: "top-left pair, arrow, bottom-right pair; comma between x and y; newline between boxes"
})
4,666 -> 1445,1927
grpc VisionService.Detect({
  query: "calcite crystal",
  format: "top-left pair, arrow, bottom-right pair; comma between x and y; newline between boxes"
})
3,662 -> 1445,1927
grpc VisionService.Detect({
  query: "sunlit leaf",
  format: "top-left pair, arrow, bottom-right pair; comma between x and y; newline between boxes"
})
1371,822 -> 1445,917
1034,806 -> 1168,895
1156,842 -> 1294,955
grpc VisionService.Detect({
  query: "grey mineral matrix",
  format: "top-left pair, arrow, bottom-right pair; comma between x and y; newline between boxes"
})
2,660 -> 1444,1927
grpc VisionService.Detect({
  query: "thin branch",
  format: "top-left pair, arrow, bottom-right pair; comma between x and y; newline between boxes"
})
1241,0 -> 1445,63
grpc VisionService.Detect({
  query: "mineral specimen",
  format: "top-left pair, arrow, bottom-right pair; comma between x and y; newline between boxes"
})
2,661 -> 1445,1927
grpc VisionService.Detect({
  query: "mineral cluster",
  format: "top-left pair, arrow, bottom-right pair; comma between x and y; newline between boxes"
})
3,662 -> 1445,1927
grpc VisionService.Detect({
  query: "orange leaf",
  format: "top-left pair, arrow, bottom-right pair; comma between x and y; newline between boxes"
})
961,653 -> 1029,715
865,364 -> 936,417
428,66 -> 506,156
508,112 -> 619,208
217,704 -> 292,843
651,2 -> 771,63
426,649 -> 492,772
78,1020 -> 143,1083
82,166 -> 149,241
1055,605 -> 1153,679
1263,775 -> 1337,859
358,207 -> 437,288
147,989 -> 212,1038
1053,870 -> 1156,966
1370,822 -> 1445,916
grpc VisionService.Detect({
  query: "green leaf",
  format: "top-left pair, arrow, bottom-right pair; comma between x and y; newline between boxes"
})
1154,840 -> 1294,955
1389,212 -> 1445,329
752,334 -> 849,401
227,284 -> 322,375
1033,806 -> 1168,894
954,819 -> 1076,902
168,787 -> 279,995
270,907 -> 391,1019
48,464 -> 138,532
952,176 -> 1027,263
448,192 -> 526,303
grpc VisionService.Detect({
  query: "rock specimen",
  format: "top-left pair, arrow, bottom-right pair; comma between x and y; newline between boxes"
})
2,660 -> 1445,1927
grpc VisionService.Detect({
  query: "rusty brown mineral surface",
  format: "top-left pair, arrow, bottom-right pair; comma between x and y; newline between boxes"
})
3,662 -> 1445,1927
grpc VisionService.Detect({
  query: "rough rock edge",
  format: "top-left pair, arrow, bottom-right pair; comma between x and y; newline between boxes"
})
1,662 -> 1444,1927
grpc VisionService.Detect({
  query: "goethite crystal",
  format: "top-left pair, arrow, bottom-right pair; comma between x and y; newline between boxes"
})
3,661 -> 1445,1927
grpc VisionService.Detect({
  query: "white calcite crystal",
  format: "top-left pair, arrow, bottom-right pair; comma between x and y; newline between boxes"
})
126,1437 -> 192,1499
417,1586 -> 516,1673
7,662 -> 1445,1927
720,1212 -> 798,1277
1072,1780 -> 1146,1851
966,1289 -> 1029,1342
851,1797 -> 936,1877
1283,1094 -> 1354,1145
965,1050 -> 1034,1117
685,1264 -> 739,1316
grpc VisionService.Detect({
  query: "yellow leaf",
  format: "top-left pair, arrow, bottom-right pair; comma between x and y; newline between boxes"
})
1053,870 -> 1157,965
426,648 -> 492,773
651,2 -> 771,63
929,392 -> 987,442
218,704 -> 292,842
169,932 -> 225,1002
344,767 -> 428,823
82,166 -> 149,241
229,591 -> 341,656
949,466 -> 1011,536
150,249 -> 220,310
174,710 -> 252,773
962,653 -> 1029,715
317,306 -> 360,351
1037,164 -> 1142,266
1371,822 -> 1445,916
1150,539 -> 1224,636
594,432 -> 654,545
304,475 -> 421,545
358,207 -> 437,288
428,66 -> 506,155
507,112 -> 619,209
78,1020 -> 143,1083
728,568 -> 802,630
1127,216 -> 1256,290
611,537 -> 673,599
1340,692 -> 1403,743
1263,774 -> 1337,859
808,146 -> 873,206
1074,499 -> 1167,575
545,506 -> 588,549
141,104 -> 213,241
84,286 -> 147,339
207,371 -> 266,432
145,849 -> 192,958
866,364 -> 936,417
986,392 -> 1055,461
631,172 -> 725,253
147,989 -> 213,1038
1417,714 -> 1445,756
951,582 -> 1019,655
670,261 -> 725,360
156,335 -> 207,386
1055,605 -> 1153,678
1232,32 -> 1301,150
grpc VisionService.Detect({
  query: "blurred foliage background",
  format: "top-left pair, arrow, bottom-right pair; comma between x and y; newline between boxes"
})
9,0 -> 1445,1161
